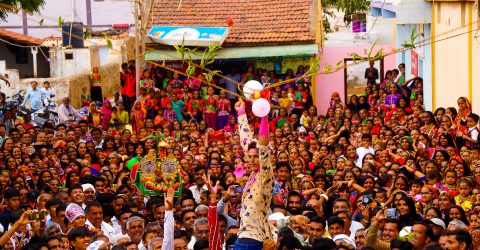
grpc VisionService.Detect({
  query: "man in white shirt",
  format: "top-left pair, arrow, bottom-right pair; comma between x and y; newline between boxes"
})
188,218 -> 209,249
334,210 -> 365,240
85,202 -> 118,243
41,81 -> 56,101
58,97 -> 83,123
189,167 -> 208,203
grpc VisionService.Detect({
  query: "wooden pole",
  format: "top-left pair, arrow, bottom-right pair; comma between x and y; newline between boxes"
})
134,0 -> 140,99
316,0 -> 325,48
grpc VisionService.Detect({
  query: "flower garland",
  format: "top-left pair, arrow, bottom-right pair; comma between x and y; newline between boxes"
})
140,177 -> 180,192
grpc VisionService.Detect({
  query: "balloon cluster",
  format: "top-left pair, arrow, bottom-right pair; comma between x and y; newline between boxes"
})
243,80 -> 271,117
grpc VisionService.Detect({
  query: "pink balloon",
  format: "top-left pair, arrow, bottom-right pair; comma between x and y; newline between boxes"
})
252,98 -> 270,117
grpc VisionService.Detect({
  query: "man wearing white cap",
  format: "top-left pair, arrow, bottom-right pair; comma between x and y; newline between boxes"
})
82,184 -> 96,203
65,203 -> 87,228
86,240 -> 112,250
333,234 -> 356,249
430,218 -> 446,242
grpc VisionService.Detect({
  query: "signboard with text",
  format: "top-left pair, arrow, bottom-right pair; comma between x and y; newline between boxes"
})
411,50 -> 418,76
148,26 -> 229,47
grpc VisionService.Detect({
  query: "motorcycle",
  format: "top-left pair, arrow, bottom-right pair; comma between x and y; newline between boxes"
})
17,96 -> 59,127
2,90 -> 25,122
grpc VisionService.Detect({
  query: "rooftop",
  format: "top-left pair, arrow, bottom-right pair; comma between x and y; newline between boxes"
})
0,29 -> 43,46
149,0 -> 316,46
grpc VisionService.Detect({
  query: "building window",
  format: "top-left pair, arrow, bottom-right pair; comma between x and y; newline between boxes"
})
15,47 -> 29,64
65,52 -> 74,60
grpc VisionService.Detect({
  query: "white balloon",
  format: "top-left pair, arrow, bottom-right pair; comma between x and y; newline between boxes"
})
252,98 -> 271,117
243,80 -> 263,100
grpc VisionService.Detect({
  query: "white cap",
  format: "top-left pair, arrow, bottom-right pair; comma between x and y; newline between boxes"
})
82,183 -> 96,193
399,226 -> 412,238
430,218 -> 446,229
332,234 -> 356,249
268,212 -> 286,221
87,240 -> 104,250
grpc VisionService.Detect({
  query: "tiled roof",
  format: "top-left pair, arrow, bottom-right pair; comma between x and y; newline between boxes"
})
0,29 -> 43,46
149,0 -> 316,46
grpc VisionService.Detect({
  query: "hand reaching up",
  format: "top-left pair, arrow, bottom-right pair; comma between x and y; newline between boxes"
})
235,100 -> 245,113
203,174 -> 219,194
165,188 -> 174,211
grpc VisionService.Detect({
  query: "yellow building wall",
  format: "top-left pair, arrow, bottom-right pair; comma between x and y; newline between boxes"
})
472,11 -> 480,113
433,2 -> 475,110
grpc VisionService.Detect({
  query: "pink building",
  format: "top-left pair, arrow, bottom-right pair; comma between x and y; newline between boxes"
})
315,45 -> 396,115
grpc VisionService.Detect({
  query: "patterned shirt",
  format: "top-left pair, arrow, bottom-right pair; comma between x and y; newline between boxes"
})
237,112 -> 274,242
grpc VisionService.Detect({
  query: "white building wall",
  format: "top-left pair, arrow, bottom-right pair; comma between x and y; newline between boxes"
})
0,0 -> 134,38
49,46 -> 100,78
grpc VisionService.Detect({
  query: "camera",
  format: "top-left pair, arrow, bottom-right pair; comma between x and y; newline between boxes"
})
362,194 -> 372,205
234,186 -> 244,194
30,211 -> 46,221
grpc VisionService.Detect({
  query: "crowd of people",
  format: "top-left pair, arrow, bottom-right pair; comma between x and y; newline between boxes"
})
0,60 -> 478,250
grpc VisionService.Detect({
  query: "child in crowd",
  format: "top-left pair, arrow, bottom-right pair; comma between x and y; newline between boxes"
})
81,87 -> 91,107
164,102 -> 177,123
217,90 -> 231,129
459,113 -> 480,149
355,134 -> 374,168
455,179 -> 474,212
204,86 -> 218,130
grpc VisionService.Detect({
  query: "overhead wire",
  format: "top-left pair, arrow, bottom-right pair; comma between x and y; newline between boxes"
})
2,1 -> 479,93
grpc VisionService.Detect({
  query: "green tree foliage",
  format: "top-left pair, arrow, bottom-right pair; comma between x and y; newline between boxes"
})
0,0 -> 45,21
323,0 -> 370,26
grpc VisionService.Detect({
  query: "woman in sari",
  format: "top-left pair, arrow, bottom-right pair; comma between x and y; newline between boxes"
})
383,84 -> 403,111
101,99 -> 113,130
269,107 -> 292,131
87,103 -> 102,127
454,97 -> 471,133
130,101 -> 146,135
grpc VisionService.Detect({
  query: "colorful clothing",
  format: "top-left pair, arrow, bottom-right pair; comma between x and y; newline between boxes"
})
140,78 -> 155,90
466,126 -> 480,149
90,73 -> 103,103
164,109 -> 177,122
237,112 -> 274,242
130,102 -> 146,134
205,95 -> 218,130
455,195 -> 473,212
81,93 -> 91,107
217,98 -> 230,129
188,99 -> 204,121
171,100 -> 185,122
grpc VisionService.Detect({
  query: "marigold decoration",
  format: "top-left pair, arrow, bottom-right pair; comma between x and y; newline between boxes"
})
226,17 -> 234,27
132,151 -> 182,196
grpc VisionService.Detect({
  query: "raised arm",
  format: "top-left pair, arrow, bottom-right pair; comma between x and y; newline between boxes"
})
235,100 -> 256,153
217,187 -> 239,228
161,188 -> 174,250
0,210 -> 32,247
258,114 -> 272,181
204,174 -> 223,250
364,210 -> 389,249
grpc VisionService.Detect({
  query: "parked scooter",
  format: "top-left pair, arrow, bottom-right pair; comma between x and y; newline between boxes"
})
17,95 -> 59,127
2,90 -> 25,122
